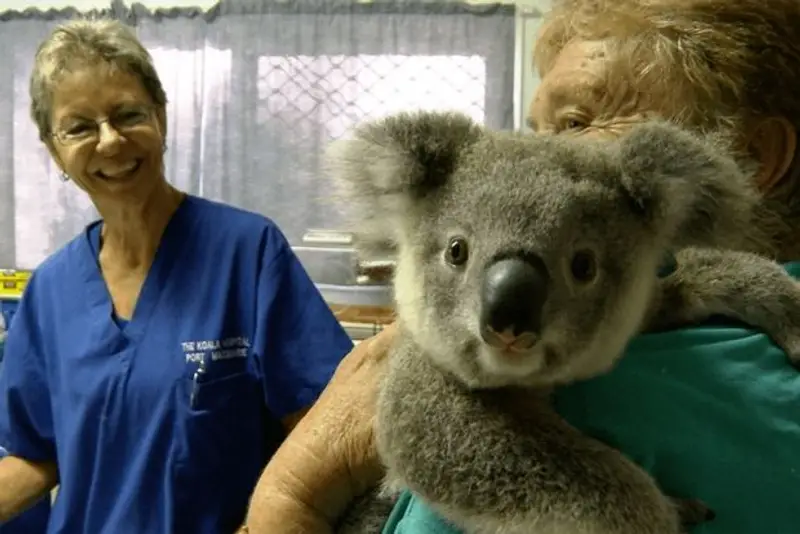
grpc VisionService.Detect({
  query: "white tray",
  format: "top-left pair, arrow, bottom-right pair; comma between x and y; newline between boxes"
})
316,283 -> 392,307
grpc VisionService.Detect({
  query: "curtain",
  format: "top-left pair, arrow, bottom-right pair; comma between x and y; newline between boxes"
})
0,0 -> 516,286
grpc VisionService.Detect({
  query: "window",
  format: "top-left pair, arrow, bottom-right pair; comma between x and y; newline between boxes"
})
251,53 -> 488,246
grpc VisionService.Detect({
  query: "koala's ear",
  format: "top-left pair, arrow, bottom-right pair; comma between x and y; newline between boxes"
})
325,110 -> 483,244
613,120 -> 758,247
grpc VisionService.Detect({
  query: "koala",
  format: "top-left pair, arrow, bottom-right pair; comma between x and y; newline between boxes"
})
327,111 -> 800,534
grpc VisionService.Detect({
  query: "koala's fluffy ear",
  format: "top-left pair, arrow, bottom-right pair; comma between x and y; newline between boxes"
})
613,120 -> 759,247
325,110 -> 483,247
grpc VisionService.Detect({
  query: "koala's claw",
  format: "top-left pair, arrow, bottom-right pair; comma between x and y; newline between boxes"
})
671,497 -> 715,528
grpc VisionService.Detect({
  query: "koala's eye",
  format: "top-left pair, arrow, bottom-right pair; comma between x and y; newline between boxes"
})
445,237 -> 469,266
569,250 -> 598,283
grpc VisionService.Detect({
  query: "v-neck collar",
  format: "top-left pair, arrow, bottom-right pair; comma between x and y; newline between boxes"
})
79,195 -> 195,341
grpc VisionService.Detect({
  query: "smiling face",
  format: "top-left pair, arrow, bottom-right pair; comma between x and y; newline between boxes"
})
46,62 -> 167,205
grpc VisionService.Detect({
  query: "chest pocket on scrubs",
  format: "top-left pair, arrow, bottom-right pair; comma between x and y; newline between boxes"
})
181,336 -> 258,411
174,360 -> 269,532
186,363 -> 254,412
177,356 -> 267,476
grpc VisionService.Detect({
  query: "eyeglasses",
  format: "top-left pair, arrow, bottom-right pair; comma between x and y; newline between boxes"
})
51,104 -> 154,145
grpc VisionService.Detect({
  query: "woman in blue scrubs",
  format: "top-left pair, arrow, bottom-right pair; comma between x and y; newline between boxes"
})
0,18 -> 363,533
267,0 -> 800,532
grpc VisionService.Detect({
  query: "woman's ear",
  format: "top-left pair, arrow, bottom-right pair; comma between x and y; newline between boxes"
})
747,116 -> 797,192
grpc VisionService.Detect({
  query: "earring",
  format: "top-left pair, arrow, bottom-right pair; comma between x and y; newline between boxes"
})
59,171 -> 70,182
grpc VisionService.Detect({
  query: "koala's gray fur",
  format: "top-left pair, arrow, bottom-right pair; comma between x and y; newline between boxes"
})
328,111 -> 800,534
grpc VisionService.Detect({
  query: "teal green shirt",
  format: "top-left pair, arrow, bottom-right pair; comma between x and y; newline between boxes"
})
384,262 -> 800,534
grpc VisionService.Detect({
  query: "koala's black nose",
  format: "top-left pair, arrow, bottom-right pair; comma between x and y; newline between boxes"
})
480,256 -> 548,343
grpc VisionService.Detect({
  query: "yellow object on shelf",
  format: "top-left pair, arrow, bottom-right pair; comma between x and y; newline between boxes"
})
0,269 -> 32,300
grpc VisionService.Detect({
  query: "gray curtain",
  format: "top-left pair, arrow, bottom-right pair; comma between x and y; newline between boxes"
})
0,0 -> 516,282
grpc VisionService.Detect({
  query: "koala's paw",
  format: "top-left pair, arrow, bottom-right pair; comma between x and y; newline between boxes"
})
772,283 -> 800,369
767,317 -> 800,370
777,318 -> 800,370
782,336 -> 800,370
670,497 -> 716,530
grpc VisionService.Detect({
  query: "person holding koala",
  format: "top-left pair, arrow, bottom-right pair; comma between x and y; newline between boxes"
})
244,0 -> 800,533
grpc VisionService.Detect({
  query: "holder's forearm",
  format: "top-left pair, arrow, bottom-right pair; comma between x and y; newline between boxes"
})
0,455 -> 57,524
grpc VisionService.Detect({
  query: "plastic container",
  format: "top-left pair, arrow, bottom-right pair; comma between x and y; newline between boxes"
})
315,283 -> 392,307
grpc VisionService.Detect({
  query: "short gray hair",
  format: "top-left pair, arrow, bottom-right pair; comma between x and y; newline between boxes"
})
30,18 -> 168,140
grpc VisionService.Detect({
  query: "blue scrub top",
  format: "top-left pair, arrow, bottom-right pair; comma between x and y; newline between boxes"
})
383,262 -> 800,534
0,195 -> 354,533
1,301 -> 52,534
